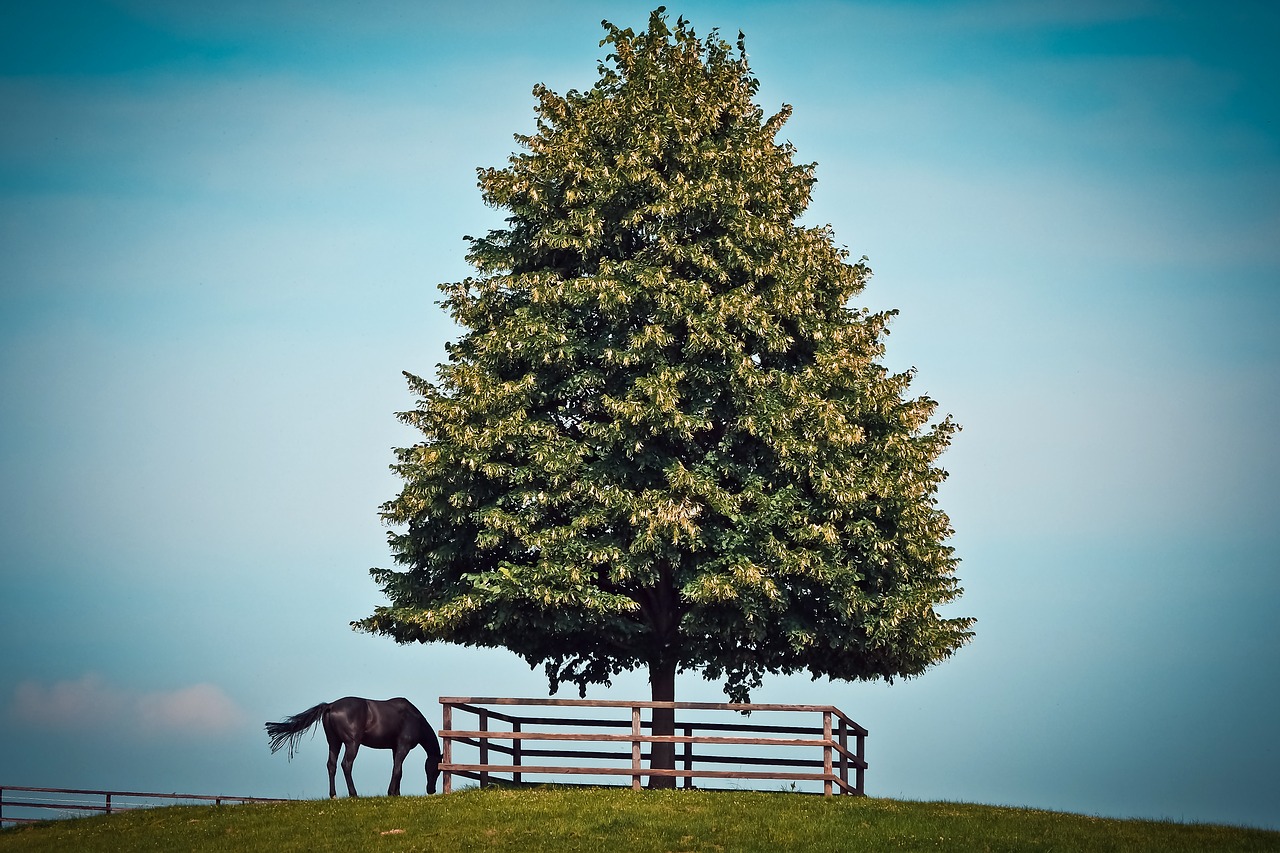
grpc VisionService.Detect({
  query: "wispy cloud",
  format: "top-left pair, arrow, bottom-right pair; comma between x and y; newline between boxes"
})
9,674 -> 246,736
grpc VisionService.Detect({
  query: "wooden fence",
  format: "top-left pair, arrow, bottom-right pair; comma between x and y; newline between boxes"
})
0,786 -> 286,826
439,697 -> 867,796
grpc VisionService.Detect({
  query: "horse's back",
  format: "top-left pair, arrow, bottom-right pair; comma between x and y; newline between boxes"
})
328,696 -> 419,714
385,697 -> 431,731
319,696 -> 433,748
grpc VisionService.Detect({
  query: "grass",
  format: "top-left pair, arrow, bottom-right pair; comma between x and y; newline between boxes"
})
2,787 -> 1277,852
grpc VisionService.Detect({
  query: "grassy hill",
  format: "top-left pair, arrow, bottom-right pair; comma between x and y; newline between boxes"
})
2,787 -> 1277,852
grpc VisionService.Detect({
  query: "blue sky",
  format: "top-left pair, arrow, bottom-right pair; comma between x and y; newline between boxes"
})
2,0 -> 1277,830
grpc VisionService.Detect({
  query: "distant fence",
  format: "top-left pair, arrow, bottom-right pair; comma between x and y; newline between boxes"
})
0,786 -> 287,826
439,697 -> 867,796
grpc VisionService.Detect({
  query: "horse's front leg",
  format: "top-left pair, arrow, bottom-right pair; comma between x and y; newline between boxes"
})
388,745 -> 409,796
341,742 -> 360,797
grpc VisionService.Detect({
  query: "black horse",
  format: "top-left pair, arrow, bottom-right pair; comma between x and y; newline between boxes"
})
266,696 -> 442,798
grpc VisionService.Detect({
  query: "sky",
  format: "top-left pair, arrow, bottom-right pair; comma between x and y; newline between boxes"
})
1,0 -> 1277,831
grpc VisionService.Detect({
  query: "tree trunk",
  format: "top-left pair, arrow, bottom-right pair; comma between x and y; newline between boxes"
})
648,658 -> 677,789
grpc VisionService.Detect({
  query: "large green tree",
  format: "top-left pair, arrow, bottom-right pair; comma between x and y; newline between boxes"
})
355,8 -> 972,781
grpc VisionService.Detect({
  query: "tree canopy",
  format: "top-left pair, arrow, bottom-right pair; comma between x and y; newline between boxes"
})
354,8 -> 973,710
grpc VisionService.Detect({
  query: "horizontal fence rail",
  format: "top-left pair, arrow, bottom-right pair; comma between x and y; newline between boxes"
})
439,697 -> 867,797
0,786 -> 287,826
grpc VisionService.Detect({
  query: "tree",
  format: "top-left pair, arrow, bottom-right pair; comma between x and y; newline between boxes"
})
354,7 -> 973,785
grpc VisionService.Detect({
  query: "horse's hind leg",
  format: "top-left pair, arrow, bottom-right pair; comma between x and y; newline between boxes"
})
324,713 -> 344,799
327,742 -> 340,799
341,741 -> 360,797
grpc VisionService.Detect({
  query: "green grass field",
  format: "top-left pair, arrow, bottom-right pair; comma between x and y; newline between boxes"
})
2,787 -> 1277,852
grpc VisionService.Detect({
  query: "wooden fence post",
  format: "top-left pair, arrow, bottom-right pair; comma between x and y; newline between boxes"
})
479,709 -> 490,789
512,720 -> 522,785
682,725 -> 694,789
442,703 -> 453,795
838,719 -> 849,795
631,705 -> 642,791
855,726 -> 866,796
822,711 -> 833,797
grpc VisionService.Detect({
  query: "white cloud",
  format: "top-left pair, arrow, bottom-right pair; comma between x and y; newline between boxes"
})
9,674 -> 245,736
136,683 -> 246,733
10,674 -> 129,728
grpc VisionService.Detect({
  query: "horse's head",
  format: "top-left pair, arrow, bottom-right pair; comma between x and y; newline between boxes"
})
424,725 -> 443,794
426,751 -> 441,794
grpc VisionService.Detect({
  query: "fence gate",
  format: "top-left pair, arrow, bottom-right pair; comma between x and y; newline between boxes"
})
438,697 -> 866,796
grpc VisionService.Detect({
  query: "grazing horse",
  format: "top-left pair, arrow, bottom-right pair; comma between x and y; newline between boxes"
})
266,696 -> 442,798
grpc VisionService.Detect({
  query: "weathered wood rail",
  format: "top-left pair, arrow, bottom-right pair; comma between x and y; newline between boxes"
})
0,786 -> 286,825
439,697 -> 867,796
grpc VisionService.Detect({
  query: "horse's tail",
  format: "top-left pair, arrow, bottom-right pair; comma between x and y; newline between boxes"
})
265,702 -> 328,760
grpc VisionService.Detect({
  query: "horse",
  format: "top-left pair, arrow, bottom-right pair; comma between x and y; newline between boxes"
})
266,696 -> 442,798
